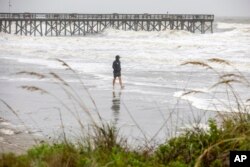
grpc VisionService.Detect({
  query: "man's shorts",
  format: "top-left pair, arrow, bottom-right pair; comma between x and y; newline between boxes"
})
113,72 -> 121,78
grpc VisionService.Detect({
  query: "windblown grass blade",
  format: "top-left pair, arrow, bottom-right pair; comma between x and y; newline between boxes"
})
16,71 -> 46,79
207,58 -> 230,65
55,58 -> 102,122
181,61 -> 213,70
0,99 -> 19,117
181,90 -> 204,96
49,72 -> 69,86
220,73 -> 244,80
21,86 -> 48,94
55,58 -> 71,70
211,79 -> 241,88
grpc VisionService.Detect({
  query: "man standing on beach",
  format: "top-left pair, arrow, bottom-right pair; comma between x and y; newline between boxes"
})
112,55 -> 124,89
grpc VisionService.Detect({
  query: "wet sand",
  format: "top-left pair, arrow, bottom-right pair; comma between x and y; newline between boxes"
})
0,58 -> 218,151
0,117 -> 40,155
0,78 -> 215,151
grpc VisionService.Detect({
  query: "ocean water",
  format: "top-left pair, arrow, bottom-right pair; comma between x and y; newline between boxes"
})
0,18 -> 250,144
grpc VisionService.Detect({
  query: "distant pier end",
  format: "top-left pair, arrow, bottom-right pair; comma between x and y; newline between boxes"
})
0,13 -> 214,36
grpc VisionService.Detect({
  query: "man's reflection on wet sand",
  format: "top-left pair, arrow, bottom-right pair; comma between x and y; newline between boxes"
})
111,90 -> 121,126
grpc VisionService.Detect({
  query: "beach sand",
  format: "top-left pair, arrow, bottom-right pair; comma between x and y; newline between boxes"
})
0,68 -> 215,150
0,117 -> 40,155
0,56 -> 220,150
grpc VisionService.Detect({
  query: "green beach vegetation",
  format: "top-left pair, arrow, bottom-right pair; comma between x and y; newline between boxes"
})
1,59 -> 250,167
1,116 -> 249,167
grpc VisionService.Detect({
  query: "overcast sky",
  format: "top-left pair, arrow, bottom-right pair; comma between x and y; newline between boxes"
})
0,0 -> 250,17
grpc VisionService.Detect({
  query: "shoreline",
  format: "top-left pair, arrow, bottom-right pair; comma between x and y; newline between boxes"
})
0,117 -> 41,155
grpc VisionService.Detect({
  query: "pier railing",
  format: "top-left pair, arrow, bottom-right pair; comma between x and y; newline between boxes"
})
0,13 -> 214,20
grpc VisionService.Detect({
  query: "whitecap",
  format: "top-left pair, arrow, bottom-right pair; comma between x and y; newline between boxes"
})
0,128 -> 15,135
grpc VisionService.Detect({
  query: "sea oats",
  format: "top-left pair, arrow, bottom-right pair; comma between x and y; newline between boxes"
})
181,61 -> 213,70
181,90 -> 204,96
50,72 -> 69,86
21,86 -> 48,94
17,71 -> 46,79
207,58 -> 230,65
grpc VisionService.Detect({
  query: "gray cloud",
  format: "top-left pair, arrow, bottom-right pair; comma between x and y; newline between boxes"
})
0,0 -> 250,17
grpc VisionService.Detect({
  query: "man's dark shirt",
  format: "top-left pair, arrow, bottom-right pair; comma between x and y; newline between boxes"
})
112,60 -> 121,73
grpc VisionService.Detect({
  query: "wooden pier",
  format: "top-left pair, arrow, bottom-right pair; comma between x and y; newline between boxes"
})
0,13 -> 214,36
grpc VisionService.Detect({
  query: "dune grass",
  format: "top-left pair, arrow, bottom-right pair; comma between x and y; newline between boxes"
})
1,58 -> 250,167
1,116 -> 249,167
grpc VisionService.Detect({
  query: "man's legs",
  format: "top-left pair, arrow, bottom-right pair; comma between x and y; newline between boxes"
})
113,74 -> 124,89
118,77 -> 123,88
113,76 -> 117,88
